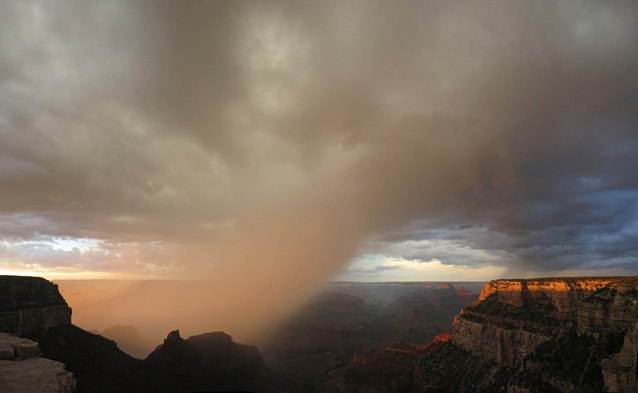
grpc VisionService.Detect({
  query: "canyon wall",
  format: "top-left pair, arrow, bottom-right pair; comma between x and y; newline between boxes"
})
0,276 -> 72,337
602,320 -> 638,391
418,277 -> 638,392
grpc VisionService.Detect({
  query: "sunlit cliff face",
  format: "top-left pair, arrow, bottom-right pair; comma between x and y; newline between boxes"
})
1,1 -> 638,341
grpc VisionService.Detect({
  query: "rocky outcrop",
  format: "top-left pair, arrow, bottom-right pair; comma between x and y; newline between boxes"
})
0,276 -> 72,337
438,283 -> 453,290
577,287 -> 638,335
602,321 -> 638,392
0,333 -> 75,393
452,316 -> 551,368
457,285 -> 475,297
476,278 -> 613,318
144,329 -> 273,393
417,277 -> 638,392
0,357 -> 76,393
454,278 -> 638,367
0,332 -> 41,359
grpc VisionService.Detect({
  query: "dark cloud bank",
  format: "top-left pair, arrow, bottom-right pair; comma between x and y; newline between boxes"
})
0,0 -> 637,340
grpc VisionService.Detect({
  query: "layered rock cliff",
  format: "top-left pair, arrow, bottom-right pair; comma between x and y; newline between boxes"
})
602,320 -> 638,392
0,276 -> 72,337
416,277 -> 638,393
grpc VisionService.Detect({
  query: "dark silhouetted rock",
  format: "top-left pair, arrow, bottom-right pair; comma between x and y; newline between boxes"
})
144,329 -> 289,393
0,276 -> 72,337
30,324 -> 146,393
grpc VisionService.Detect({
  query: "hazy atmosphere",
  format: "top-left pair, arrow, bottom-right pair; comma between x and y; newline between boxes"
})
1,1 -> 638,343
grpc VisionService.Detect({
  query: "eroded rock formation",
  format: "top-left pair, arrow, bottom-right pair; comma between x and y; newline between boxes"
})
144,329 -> 274,393
416,277 -> 638,393
0,276 -> 72,337
602,320 -> 638,391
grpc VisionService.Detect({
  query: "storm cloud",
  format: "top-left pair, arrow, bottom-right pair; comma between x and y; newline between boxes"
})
1,0 -> 638,339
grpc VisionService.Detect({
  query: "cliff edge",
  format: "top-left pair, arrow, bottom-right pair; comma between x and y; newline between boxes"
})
0,276 -> 72,337
417,277 -> 638,393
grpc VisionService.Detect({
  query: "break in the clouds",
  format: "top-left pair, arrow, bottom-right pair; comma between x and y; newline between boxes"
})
1,0 -> 638,282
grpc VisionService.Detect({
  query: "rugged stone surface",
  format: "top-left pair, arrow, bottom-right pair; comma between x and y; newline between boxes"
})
476,278 -> 627,319
452,316 -> 550,368
0,332 -> 41,359
0,276 -> 72,337
0,342 -> 13,360
453,279 -> 638,369
602,321 -> 638,392
0,357 -> 76,393
416,277 -> 638,392
0,333 -> 75,393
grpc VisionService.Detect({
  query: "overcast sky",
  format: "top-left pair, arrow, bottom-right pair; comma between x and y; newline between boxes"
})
1,1 -> 638,283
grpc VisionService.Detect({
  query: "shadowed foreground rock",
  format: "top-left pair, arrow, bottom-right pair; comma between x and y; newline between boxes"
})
32,324 -> 145,393
0,333 -> 75,393
32,325 -> 297,393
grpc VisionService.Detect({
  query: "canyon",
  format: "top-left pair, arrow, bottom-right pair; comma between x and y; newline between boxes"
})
3,275 -> 638,392
263,282 -> 479,391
